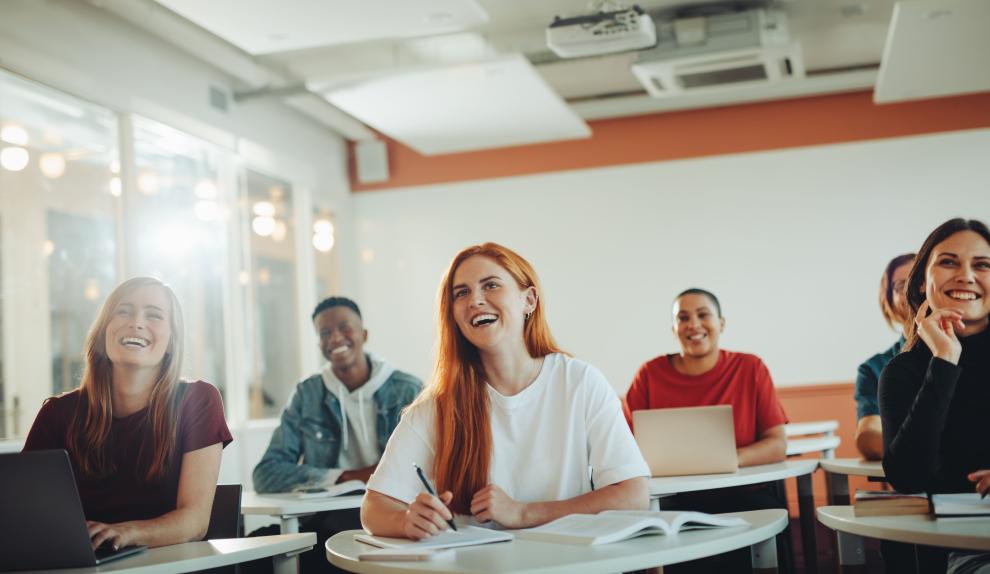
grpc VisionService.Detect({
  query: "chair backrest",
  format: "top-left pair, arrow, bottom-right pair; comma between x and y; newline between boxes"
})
784,420 -> 840,459
204,484 -> 242,540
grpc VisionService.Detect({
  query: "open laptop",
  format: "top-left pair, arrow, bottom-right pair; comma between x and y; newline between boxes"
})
633,405 -> 739,477
0,450 -> 146,571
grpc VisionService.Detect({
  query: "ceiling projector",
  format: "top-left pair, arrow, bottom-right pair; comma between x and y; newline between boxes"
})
547,5 -> 657,59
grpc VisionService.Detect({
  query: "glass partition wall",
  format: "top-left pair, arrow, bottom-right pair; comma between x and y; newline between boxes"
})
0,69 -> 329,439
0,72 -> 119,439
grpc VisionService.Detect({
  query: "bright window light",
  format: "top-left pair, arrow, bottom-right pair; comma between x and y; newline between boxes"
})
1,147 -> 30,171
252,201 -> 276,217
313,232 -> 335,253
39,153 -> 66,179
252,215 -> 275,237
0,125 -> 29,146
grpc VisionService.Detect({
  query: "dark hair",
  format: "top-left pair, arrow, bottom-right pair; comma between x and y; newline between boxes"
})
675,288 -> 722,318
311,296 -> 362,322
879,253 -> 916,329
904,218 -> 990,350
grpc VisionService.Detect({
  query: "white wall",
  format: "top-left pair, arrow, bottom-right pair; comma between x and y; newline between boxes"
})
353,128 -> 990,393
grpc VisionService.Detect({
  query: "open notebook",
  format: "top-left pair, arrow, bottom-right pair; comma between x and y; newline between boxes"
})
516,510 -> 749,546
355,525 -> 512,550
931,493 -> 990,519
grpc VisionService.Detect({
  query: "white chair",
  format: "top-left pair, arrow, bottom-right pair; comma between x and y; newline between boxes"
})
785,420 -> 840,459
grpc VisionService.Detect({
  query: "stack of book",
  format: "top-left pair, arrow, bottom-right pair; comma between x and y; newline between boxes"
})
853,490 -> 929,516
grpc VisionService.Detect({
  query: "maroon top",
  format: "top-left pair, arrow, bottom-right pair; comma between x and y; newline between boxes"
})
23,381 -> 232,524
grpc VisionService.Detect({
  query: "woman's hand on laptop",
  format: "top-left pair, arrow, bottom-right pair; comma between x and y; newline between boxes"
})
87,520 -> 138,551
470,485 -> 527,528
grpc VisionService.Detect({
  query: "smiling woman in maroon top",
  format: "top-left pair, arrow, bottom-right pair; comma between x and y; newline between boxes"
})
24,277 -> 232,551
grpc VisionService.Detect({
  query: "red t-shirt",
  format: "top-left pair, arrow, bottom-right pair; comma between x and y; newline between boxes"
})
623,350 -> 788,448
23,381 -> 232,524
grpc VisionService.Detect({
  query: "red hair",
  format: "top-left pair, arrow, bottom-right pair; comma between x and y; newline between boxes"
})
420,243 -> 561,513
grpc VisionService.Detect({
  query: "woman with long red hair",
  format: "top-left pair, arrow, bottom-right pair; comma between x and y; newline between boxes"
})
361,243 -> 649,539
23,277 -> 231,550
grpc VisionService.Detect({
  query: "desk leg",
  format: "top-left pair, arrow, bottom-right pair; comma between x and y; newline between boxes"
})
751,536 -> 778,574
273,552 -> 302,574
280,516 -> 300,534
836,531 -> 866,572
827,471 -> 851,506
796,474 -> 818,574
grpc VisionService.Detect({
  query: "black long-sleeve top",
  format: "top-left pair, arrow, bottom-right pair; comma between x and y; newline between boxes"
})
879,326 -> 990,494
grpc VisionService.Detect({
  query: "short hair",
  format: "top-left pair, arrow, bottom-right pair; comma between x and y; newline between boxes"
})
878,253 -> 916,329
311,296 -> 362,322
674,288 -> 722,318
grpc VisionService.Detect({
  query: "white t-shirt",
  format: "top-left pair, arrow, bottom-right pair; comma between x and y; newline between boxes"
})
366,353 -> 649,508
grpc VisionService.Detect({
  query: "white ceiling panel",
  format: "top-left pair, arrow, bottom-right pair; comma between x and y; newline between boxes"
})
154,0 -> 489,55
324,54 -> 591,155
875,0 -> 990,103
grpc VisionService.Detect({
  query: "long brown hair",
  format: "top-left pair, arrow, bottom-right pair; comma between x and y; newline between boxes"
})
879,253 -> 916,330
66,277 -> 185,482
904,218 -> 990,351
422,243 -> 561,513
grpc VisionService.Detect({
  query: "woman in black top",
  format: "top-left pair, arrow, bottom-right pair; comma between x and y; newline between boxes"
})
879,218 -> 990,574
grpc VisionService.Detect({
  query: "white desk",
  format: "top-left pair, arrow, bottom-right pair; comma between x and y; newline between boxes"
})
818,506 -> 990,572
241,492 -> 364,534
819,458 -> 885,505
326,509 -> 788,574
8,534 -> 315,574
649,459 -> 820,574
816,458 -> 887,566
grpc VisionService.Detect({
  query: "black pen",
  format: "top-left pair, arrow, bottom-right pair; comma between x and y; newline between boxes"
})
413,463 -> 457,532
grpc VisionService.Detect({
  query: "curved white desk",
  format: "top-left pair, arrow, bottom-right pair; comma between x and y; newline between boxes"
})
818,505 -> 990,572
8,534 -> 316,574
241,492 -> 364,533
648,460 -> 819,495
817,458 -> 887,566
649,460 -> 819,573
819,458 -> 884,479
326,509 -> 788,574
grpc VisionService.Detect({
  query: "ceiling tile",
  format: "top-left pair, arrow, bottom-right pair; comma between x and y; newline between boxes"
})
154,0 -> 488,54
875,0 -> 990,103
324,54 -> 591,155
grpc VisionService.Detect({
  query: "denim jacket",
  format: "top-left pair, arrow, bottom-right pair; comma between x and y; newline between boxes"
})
252,359 -> 422,493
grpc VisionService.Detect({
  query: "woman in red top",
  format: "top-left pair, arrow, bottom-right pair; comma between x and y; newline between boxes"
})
23,277 -> 232,551
625,288 -> 788,466
624,288 -> 789,572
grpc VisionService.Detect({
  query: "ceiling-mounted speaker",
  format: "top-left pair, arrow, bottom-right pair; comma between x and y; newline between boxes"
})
354,140 -> 389,184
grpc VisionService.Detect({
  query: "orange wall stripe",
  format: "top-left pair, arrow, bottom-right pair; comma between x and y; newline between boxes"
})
350,90 -> 990,192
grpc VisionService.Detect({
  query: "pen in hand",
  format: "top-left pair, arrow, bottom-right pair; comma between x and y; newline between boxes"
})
413,463 -> 457,532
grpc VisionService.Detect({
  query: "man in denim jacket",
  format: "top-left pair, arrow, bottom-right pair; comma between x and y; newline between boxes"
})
249,296 -> 421,573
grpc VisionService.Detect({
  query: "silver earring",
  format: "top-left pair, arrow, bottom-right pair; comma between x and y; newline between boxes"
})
525,311 -> 532,321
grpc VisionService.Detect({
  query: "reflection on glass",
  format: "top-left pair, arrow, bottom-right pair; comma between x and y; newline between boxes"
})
0,70 -> 118,438
129,117 -> 227,405
312,208 -> 338,298
245,170 -> 300,418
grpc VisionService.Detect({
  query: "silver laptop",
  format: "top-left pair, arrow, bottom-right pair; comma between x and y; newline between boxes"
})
633,405 -> 739,477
